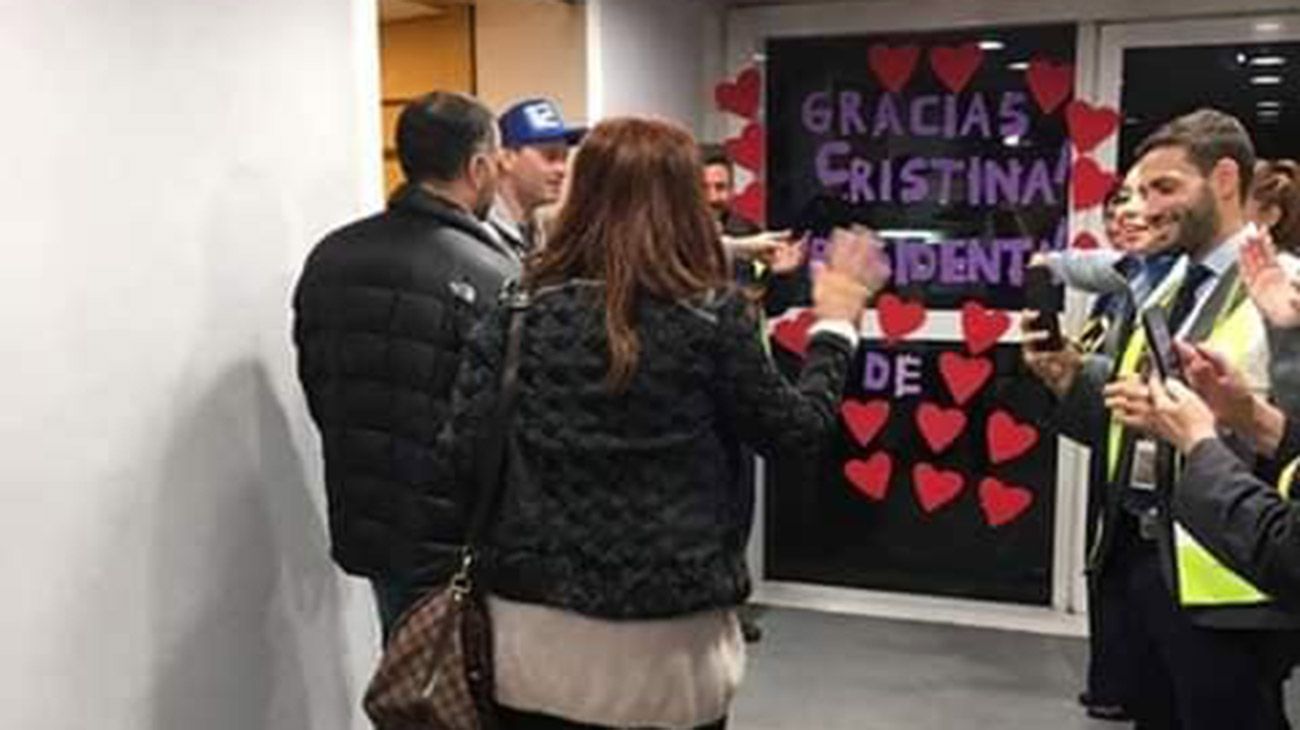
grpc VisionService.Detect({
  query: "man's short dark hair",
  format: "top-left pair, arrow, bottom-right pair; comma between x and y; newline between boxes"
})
699,144 -> 732,172
396,91 -> 496,184
1135,108 -> 1257,202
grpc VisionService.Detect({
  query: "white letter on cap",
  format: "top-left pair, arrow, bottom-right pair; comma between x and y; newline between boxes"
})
525,104 -> 562,130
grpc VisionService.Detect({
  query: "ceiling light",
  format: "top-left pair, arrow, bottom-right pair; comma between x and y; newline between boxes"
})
1258,100 -> 1284,109
1238,53 -> 1249,65
1250,55 -> 1288,67
979,40 -> 1005,51
1007,61 -> 1029,71
1251,75 -> 1284,85
1256,21 -> 1284,33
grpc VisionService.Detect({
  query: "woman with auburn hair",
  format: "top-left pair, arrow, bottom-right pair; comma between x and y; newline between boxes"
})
1250,159 -> 1300,254
434,117 -> 888,730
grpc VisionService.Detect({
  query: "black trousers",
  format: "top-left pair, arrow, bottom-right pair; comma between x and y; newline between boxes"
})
497,705 -> 727,730
370,576 -> 420,643
1111,524 -> 1289,730
1086,559 -> 1139,707
1085,469 -> 1137,707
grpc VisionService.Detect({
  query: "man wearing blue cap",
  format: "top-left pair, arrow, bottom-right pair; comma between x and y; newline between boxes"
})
489,98 -> 585,255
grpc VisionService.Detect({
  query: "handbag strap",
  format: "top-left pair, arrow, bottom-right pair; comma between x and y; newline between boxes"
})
464,286 -> 529,550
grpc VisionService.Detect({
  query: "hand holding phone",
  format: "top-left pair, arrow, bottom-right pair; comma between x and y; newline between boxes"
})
1141,307 -> 1182,382
1024,265 -> 1064,351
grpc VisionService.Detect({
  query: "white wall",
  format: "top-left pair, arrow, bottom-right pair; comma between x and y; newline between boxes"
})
476,0 -> 588,123
0,1 -> 384,728
587,0 -> 727,136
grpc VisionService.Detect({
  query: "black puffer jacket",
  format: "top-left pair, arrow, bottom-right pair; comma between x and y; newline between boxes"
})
293,185 -> 520,584
439,282 -> 854,618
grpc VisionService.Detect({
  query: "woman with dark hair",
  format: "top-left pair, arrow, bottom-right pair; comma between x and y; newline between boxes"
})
434,117 -> 888,730
1247,161 -> 1300,414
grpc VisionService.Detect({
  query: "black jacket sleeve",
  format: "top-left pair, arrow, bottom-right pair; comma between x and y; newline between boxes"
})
1250,415 -> 1300,487
1052,354 -> 1114,448
432,306 -> 509,533
1173,437 -> 1300,607
1276,416 -> 1300,467
711,295 -> 855,460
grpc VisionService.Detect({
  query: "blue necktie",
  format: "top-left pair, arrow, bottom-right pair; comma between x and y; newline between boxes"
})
1165,264 -> 1213,335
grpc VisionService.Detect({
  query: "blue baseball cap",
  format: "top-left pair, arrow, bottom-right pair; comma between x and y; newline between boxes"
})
498,98 -> 585,148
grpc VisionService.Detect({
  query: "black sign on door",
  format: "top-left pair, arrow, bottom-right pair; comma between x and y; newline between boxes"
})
764,24 -> 1077,605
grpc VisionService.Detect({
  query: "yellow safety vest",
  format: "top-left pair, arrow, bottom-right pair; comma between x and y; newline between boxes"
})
1183,457 -> 1300,602
1077,314 -> 1111,355
1105,267 -> 1273,607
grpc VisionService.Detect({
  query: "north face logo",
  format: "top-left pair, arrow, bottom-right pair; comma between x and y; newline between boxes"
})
448,280 -> 477,305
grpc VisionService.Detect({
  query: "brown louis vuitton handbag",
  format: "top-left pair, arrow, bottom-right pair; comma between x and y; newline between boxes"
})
363,297 -> 528,730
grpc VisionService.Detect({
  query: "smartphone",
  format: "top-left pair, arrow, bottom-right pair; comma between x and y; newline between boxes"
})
1141,307 -> 1182,381
1024,265 -> 1064,351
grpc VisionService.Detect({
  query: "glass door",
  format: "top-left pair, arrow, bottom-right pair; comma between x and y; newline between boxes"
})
1077,11 -> 1300,615
1097,14 -> 1300,183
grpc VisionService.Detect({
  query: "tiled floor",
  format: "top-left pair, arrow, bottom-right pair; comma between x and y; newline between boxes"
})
730,606 -> 1299,730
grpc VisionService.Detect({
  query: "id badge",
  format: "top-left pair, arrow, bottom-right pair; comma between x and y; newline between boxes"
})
1130,439 -> 1157,492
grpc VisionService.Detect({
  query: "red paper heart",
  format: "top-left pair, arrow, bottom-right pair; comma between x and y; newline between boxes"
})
987,410 -> 1040,465
913,463 -> 965,514
916,403 -> 967,454
939,353 -> 993,406
876,294 -> 927,344
841,399 -> 891,448
979,477 -> 1034,527
1071,231 -> 1101,250
929,43 -> 984,93
1067,100 -> 1121,154
961,301 -> 1011,356
1073,157 -> 1118,211
772,309 -> 815,357
714,67 -> 761,120
845,453 -> 893,502
731,181 -> 765,226
869,44 -> 921,94
1026,59 -> 1074,115
725,123 -> 765,173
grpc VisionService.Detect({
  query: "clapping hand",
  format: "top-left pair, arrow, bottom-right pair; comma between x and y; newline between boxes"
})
812,226 -> 890,322
1241,229 -> 1300,329
1174,342 -> 1258,435
1176,342 -> 1288,457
